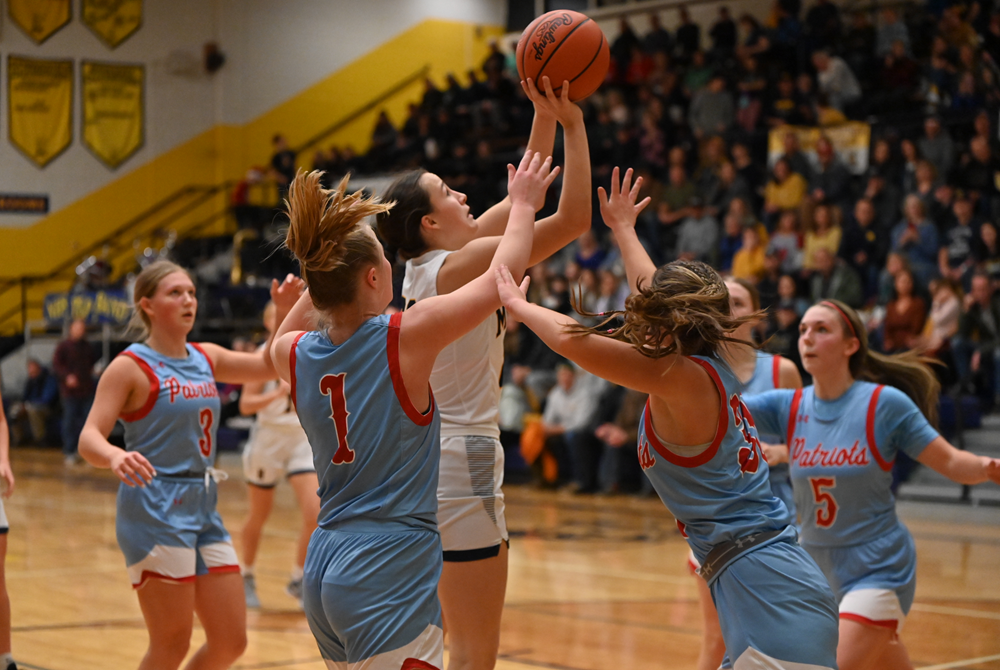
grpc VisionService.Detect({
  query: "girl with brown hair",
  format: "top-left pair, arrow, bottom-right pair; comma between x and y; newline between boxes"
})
744,299 -> 1000,670
270,151 -> 556,669
79,260 -> 303,670
495,168 -> 839,669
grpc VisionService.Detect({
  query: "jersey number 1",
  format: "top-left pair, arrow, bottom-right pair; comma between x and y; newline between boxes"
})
198,408 -> 214,457
809,476 -> 838,528
320,374 -> 355,465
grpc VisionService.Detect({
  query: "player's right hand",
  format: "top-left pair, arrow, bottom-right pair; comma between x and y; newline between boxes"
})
522,76 -> 583,128
507,150 -> 560,212
111,450 -> 156,487
598,167 -> 651,233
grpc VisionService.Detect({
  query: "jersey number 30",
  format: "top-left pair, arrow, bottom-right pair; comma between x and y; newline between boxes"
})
809,476 -> 838,528
320,374 -> 355,465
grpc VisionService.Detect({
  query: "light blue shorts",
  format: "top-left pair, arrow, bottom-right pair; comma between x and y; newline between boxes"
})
304,525 -> 444,669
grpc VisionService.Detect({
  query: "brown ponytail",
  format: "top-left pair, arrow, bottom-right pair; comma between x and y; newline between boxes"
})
284,170 -> 393,311
569,260 -> 761,358
374,170 -> 432,262
818,299 -> 940,426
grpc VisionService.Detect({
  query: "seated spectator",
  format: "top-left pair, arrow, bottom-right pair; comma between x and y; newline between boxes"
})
883,269 -> 927,353
802,203 -> 843,271
643,12 -> 673,56
872,40 -> 921,113
756,251 -> 783,310
840,197 -> 887,299
675,6 -> 702,63
7,359 -> 59,446
718,212 -> 744,273
709,6 -> 737,60
974,222 -> 1000,281
736,13 -> 770,62
573,229 -> 607,272
766,74 -> 808,128
731,226 -> 767,282
808,248 -> 864,309
918,116 -> 956,182
952,273 -> 1000,406
683,50 -> 714,94
809,135 -> 853,210
869,137 -> 901,187
592,270 -> 629,316
542,363 -> 604,493
939,192 -> 982,288
778,131 -> 814,182
594,387 -> 650,494
920,278 -> 962,357
960,136 -> 1000,218
778,273 -> 810,317
763,158 -> 808,226
891,195 -> 941,286
269,134 -> 296,193
861,171 -> 901,233
909,160 -> 940,212
763,299 -> 803,369
676,197 -> 719,264
689,75 -> 734,139
876,7 -> 910,57
768,210 -> 804,275
812,49 -> 862,114
707,161 -> 752,217
731,143 -> 763,204
735,56 -> 767,132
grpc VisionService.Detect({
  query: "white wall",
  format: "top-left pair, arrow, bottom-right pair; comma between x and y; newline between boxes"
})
0,0 -> 504,228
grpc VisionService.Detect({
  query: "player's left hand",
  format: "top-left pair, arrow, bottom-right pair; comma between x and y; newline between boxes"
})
986,457 -> 1000,485
495,265 -> 531,312
0,461 -> 14,498
760,442 -> 789,465
523,76 -> 582,128
271,274 -> 305,312
598,167 -> 652,234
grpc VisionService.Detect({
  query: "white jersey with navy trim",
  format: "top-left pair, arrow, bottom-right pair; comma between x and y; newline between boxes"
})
402,249 -> 505,439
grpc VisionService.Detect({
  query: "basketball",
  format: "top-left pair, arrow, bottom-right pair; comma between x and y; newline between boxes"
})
515,10 -> 610,101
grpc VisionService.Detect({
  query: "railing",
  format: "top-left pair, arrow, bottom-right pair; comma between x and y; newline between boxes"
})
0,64 -> 433,335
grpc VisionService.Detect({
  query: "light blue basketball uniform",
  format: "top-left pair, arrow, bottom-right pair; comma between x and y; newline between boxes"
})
638,355 -> 838,669
116,343 -> 239,588
742,352 -> 796,519
745,382 -> 939,632
291,312 -> 444,670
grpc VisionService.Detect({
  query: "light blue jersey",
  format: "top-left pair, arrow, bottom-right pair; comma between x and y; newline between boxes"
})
638,355 -> 791,567
637,355 -> 838,668
290,312 -> 444,668
116,343 -> 238,587
119,342 -> 221,474
741,352 -> 796,518
291,312 -> 441,532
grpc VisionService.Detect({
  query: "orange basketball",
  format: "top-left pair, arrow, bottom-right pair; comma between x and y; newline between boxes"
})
515,10 -> 610,102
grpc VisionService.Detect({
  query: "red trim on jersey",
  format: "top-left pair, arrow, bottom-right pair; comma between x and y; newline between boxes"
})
387,312 -> 434,426
786,388 -> 803,449
401,659 -> 441,670
643,357 -> 728,468
839,612 -> 899,631
865,385 -> 893,471
133,571 -> 197,589
772,355 -> 782,387
686,555 -> 699,574
119,352 -> 159,422
288,332 -> 307,410
206,564 -> 241,576
189,342 -> 215,377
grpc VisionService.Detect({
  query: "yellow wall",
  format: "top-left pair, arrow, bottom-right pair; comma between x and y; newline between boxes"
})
0,19 -> 502,333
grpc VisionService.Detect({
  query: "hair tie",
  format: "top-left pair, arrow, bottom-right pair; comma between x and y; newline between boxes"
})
820,301 -> 857,339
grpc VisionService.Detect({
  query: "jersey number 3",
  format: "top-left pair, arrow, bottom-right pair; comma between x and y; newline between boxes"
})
809,476 -> 838,528
320,374 -> 355,465
198,408 -> 214,457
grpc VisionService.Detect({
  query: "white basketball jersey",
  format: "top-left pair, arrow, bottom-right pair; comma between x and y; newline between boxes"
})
402,249 -> 505,438
253,344 -> 301,429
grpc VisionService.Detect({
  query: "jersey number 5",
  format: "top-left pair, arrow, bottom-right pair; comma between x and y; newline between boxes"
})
809,476 -> 838,528
320,373 -> 355,465
198,408 -> 214,457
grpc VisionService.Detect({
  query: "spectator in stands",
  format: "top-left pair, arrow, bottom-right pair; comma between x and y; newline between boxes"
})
808,247 -> 864,309
269,134 -> 296,190
763,158 -> 808,226
920,278 -> 962,358
674,5 -> 701,63
874,40 -> 922,113
869,137 -> 901,187
862,171 -> 902,234
542,363 -> 603,493
939,192 -> 982,288
911,160 -> 941,212
735,56 -> 767,133
975,222 -> 1000,281
593,270 -> 629,316
689,75 -> 734,139
593,386 -> 649,494
676,197 -> 719,264
919,116 -> 956,182
709,6 -> 737,61
960,136 -> 1000,218
731,143 -> 763,203
682,50 -> 714,95
840,197 -> 888,298
812,49 -> 862,114
769,210 -> 804,275
53,320 -> 97,466
952,273 -> 1000,406
843,11 -> 877,90
876,7 -> 910,56
707,161 -> 752,217
718,212 -> 744,273
883,269 -> 927,353
892,194 -> 941,285
779,131 -> 814,182
736,13 -> 771,63
809,135 -> 854,211
766,74 -> 808,127
731,225 -> 767,282
643,13 -> 672,56
778,272 -> 810,316
7,359 -> 58,446
805,0 -> 842,51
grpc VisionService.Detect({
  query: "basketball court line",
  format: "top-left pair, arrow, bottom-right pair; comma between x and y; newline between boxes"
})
917,652 -> 1000,669
233,657 -> 324,669
505,600 -> 701,636
910,603 -> 1000,621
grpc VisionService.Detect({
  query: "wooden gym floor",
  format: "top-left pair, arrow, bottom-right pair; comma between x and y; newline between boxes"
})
4,448 -> 999,670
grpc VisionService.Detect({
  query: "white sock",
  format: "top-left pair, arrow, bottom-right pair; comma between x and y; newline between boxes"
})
242,565 -> 255,577
290,565 -> 304,581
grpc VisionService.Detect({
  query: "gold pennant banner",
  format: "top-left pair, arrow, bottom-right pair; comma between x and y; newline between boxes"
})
8,56 -> 74,168
8,0 -> 71,44
82,61 -> 145,169
82,0 -> 143,49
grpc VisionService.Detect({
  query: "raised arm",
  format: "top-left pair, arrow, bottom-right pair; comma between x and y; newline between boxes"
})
437,78 -> 591,294
599,167 -> 655,295
398,151 -> 558,407
917,437 -> 1000,485
472,78 -> 559,238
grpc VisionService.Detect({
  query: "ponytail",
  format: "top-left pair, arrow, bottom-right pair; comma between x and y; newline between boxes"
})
284,170 -> 393,311
374,170 -> 432,263
819,300 -> 940,427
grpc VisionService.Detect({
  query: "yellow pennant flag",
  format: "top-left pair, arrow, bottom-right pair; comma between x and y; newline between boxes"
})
8,0 -> 71,44
8,55 -> 74,168
82,0 -> 143,49
82,61 -> 145,169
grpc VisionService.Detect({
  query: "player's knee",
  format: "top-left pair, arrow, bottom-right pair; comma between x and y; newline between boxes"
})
150,628 -> 191,665
447,638 -> 499,670
217,627 -> 248,662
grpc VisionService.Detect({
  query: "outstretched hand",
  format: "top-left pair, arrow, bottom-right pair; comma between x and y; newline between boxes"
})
507,150 -> 561,212
271,274 -> 306,313
522,76 -> 583,127
495,265 -> 531,313
598,167 -> 652,233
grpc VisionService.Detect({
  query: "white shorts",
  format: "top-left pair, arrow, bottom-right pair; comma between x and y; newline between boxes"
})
0,499 -> 8,533
840,588 -> 907,635
243,423 -> 315,488
438,435 -> 507,555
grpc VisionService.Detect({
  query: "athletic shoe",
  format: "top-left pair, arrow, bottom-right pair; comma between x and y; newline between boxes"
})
286,577 -> 303,606
244,574 -> 261,609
